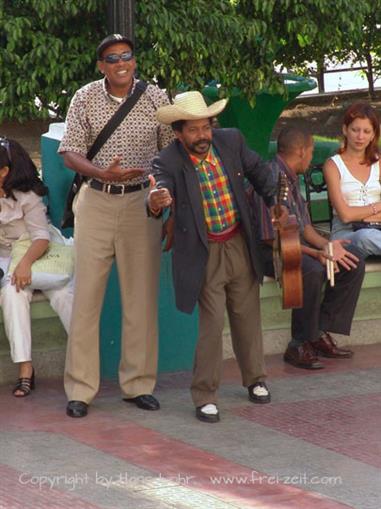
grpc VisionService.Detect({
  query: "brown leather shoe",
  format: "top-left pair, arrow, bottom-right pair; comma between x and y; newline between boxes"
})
310,333 -> 354,359
284,342 -> 324,369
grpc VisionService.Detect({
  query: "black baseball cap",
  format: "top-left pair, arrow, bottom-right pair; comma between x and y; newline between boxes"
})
96,34 -> 134,59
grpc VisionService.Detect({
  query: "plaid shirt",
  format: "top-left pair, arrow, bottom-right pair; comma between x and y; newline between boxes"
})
253,156 -> 311,242
190,147 -> 240,234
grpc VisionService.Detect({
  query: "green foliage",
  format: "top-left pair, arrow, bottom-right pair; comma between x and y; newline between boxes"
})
0,0 -> 107,121
333,0 -> 381,97
135,0 -> 277,102
236,0 -> 370,72
135,0 -> 372,102
0,0 -> 379,121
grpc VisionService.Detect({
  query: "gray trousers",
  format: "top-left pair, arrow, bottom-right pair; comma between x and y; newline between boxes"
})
191,232 -> 266,407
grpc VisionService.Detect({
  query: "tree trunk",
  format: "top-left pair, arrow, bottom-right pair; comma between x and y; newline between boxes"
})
365,51 -> 375,99
316,59 -> 325,93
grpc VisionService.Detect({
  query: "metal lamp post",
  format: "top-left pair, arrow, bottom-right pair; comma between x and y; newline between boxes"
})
107,0 -> 135,46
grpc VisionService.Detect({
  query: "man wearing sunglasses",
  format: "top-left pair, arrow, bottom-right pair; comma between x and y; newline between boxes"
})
59,34 -> 174,418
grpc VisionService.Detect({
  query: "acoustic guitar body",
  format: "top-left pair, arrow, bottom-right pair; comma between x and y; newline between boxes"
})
278,216 -> 303,309
273,172 -> 303,309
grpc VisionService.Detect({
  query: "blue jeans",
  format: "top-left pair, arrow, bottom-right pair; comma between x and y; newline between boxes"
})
331,228 -> 381,257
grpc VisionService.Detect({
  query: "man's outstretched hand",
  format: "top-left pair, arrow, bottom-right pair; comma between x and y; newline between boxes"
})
148,175 -> 172,213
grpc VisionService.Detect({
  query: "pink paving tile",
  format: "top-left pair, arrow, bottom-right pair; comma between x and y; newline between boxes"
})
0,464 -> 102,509
25,343 -> 376,392
234,393 -> 381,469
0,393 -> 353,509
221,344 -> 381,383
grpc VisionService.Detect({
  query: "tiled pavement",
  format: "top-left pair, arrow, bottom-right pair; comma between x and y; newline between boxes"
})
1,345 -> 381,509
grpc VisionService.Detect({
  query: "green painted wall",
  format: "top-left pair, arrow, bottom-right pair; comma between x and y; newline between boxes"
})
41,128 -> 197,378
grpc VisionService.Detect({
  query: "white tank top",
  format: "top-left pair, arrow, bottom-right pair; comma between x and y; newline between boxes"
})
330,154 -> 381,209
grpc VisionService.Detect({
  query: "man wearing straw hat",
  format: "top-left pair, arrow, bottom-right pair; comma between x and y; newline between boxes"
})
148,91 -> 283,423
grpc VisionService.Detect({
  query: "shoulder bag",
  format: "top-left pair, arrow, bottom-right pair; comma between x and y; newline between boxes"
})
61,80 -> 148,228
9,225 -> 74,290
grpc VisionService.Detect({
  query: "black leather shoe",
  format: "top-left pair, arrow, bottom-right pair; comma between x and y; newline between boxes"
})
248,382 -> 271,404
66,400 -> 88,418
196,404 -> 220,423
124,394 -> 160,410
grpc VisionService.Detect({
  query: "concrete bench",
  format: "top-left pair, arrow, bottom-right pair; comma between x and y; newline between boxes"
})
221,259 -> 381,359
5,257 -> 381,320
2,260 -> 381,385
258,258 -> 381,353
0,291 -> 67,385
0,291 -> 57,325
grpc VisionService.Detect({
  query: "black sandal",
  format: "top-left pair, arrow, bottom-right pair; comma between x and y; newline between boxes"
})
12,369 -> 35,397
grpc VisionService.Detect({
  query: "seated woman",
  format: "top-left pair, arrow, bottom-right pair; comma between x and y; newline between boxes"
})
0,137 -> 73,397
324,102 -> 381,256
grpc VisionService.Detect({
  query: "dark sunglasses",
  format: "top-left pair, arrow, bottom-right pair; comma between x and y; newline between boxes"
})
0,136 -> 11,163
102,51 -> 134,64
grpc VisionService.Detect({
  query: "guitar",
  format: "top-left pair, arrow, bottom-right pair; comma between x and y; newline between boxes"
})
272,172 -> 303,309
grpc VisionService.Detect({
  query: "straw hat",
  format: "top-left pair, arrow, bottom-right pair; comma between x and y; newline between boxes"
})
156,91 -> 228,124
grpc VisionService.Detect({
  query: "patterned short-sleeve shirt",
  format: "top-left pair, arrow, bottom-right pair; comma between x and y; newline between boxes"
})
58,78 -> 174,185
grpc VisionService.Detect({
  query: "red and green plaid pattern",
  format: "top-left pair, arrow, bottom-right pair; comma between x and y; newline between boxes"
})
190,147 -> 239,233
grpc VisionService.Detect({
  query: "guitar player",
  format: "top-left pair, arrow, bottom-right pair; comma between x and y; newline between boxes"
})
252,127 -> 365,369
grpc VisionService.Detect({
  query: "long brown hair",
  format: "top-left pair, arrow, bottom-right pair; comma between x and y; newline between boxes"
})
0,137 -> 47,200
339,102 -> 380,165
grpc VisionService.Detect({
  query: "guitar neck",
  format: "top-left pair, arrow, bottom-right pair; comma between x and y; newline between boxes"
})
274,202 -> 283,218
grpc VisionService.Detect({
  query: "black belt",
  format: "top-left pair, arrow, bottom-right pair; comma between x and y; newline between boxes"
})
89,179 -> 149,195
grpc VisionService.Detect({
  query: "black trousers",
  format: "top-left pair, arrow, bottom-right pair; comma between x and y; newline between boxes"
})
260,244 -> 365,344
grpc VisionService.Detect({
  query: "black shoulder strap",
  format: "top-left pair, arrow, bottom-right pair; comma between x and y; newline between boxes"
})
86,80 -> 148,161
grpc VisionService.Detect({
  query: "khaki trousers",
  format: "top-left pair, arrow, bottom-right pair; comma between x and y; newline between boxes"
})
191,232 -> 266,407
64,184 -> 162,404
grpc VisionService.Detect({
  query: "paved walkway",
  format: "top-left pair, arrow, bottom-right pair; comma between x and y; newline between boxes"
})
1,344 -> 381,509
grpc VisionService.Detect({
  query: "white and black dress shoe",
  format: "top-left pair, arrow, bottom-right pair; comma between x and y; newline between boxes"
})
248,382 -> 271,404
195,403 -> 220,423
